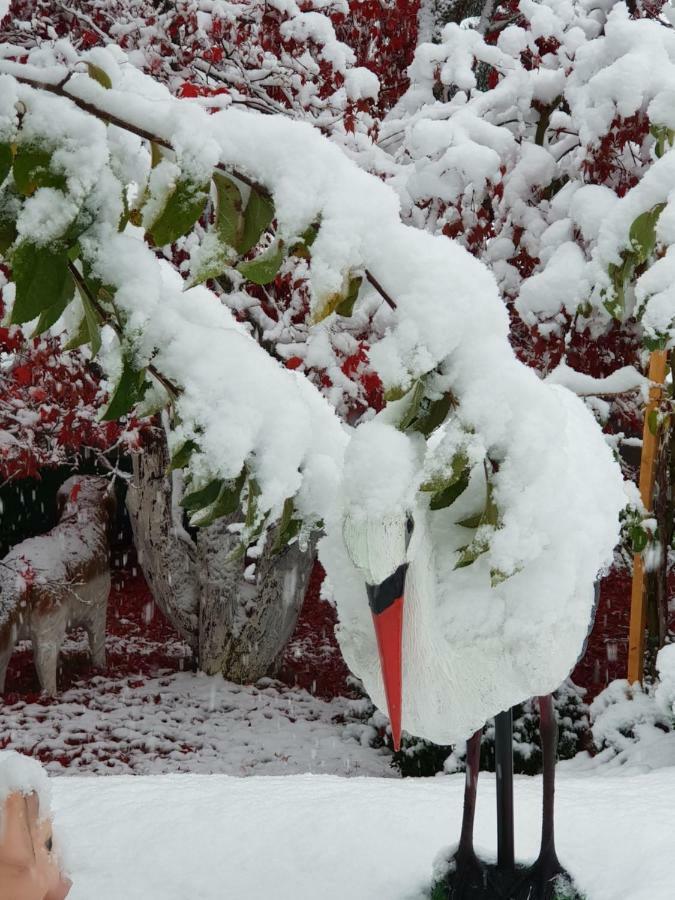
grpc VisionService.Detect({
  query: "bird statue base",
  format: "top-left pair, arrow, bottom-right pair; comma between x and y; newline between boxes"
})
430,856 -> 585,900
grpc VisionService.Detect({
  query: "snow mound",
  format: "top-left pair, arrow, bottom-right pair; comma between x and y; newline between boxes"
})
0,750 -> 50,824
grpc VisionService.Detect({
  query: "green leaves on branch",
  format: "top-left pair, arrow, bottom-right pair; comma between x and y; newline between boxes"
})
240,188 -> 275,256
13,145 -> 67,196
0,144 -> 11,186
421,451 -> 471,510
604,204 -> 665,321
86,63 -> 113,90
313,274 -> 363,323
10,241 -> 70,324
101,355 -> 149,421
148,178 -> 210,247
271,497 -> 302,553
651,124 -> 675,159
629,204 -> 665,265
454,482 -> 499,572
213,173 -> 244,251
181,470 -> 246,528
629,523 -> 649,554
169,439 -> 199,472
237,240 -> 285,285
33,270 -> 75,336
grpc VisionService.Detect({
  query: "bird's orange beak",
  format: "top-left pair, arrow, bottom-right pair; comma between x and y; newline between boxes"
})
366,563 -> 407,752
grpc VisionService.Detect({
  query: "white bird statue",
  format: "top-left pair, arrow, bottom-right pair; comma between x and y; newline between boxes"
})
319,350 -> 626,897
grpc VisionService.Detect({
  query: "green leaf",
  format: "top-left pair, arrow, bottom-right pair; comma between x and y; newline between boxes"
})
454,539 -> 489,569
101,356 -> 148,421
453,483 -> 500,571
0,144 -> 11,186
335,275 -> 363,317
63,314 -> 91,350
150,142 -> 164,169
237,240 -> 285,285
647,408 -> 660,436
644,332 -> 669,351
245,477 -> 261,530
629,204 -> 665,265
10,242 -> 69,324
397,379 -> 425,431
430,469 -> 470,511
187,237 -> 232,287
180,479 -> 223,512
213,172 -> 244,251
80,288 -> 102,355
240,189 -> 274,255
272,497 -> 302,553
420,450 -> 469,493
412,392 -> 455,438
0,184 -> 20,254
603,256 -> 633,321
86,62 -> 112,90
170,439 -> 199,472
189,471 -> 246,527
384,385 -> 408,402
490,568 -> 511,587
457,512 -> 483,529
32,269 -> 75,335
630,525 -> 648,554
13,146 -> 67,196
148,179 -> 210,246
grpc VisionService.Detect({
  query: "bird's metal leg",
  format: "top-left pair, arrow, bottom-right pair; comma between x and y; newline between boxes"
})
494,708 -> 515,873
457,728 -> 482,865
446,728 -> 487,894
441,729 -> 494,898
513,695 -> 581,900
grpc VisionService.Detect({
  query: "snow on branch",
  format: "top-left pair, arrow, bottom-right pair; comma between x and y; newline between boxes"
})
0,41 -> 625,598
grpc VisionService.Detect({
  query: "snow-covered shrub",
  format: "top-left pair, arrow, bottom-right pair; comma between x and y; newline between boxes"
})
390,681 -> 589,777
588,676 -> 672,767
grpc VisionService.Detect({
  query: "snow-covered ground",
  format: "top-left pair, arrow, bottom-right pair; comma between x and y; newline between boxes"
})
0,670 -> 392,777
52,769 -> 675,900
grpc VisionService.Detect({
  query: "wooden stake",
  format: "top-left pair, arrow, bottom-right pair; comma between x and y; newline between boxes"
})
627,350 -> 669,684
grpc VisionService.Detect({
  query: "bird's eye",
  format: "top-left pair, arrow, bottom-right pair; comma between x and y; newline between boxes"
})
405,515 -> 414,546
45,835 -> 53,852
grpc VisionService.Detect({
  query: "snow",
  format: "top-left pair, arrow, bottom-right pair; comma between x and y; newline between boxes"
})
0,750 -> 51,825
545,362 -> 648,397
48,768 -> 675,899
0,670 -> 393,778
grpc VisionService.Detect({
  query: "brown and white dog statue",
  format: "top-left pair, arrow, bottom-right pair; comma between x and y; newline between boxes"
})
0,476 -> 115,696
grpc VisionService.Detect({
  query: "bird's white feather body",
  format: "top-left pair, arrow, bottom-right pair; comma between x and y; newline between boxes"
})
320,363 -> 626,745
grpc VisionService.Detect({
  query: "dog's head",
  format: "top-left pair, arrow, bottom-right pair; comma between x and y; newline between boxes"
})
56,476 -> 117,533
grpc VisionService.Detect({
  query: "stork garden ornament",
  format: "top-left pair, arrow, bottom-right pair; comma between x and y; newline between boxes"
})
320,344 -> 625,896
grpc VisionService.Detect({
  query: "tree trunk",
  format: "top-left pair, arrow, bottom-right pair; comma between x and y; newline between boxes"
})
125,433 -> 200,654
126,432 -> 315,680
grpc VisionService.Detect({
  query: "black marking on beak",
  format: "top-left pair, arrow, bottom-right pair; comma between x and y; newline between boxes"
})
366,563 -> 408,615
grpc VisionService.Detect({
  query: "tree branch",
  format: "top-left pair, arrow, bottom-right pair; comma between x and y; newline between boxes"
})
67,261 -> 182,400
8,68 -> 399,313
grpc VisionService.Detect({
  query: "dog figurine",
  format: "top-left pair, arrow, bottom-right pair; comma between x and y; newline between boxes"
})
0,476 -> 115,696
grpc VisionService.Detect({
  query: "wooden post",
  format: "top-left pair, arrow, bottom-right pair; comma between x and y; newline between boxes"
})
627,350 -> 669,684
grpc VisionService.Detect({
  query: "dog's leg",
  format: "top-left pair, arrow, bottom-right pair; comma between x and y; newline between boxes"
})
0,644 -> 12,693
32,616 -> 66,696
85,600 -> 107,670
83,572 -> 109,670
